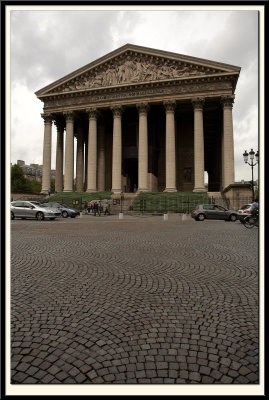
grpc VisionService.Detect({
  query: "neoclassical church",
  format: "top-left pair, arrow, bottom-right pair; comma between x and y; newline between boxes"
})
35,44 -> 240,194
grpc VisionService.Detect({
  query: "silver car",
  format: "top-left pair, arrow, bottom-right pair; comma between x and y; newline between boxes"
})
11,201 -> 61,221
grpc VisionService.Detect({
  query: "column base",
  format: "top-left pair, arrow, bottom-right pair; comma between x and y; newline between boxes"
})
137,188 -> 149,193
112,189 -> 122,194
164,188 -> 177,192
193,187 -> 207,192
86,189 -> 97,193
63,189 -> 73,193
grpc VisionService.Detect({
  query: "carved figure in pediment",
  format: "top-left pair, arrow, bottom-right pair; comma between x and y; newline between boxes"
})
117,56 -> 136,83
130,57 -> 146,82
103,67 -> 117,86
92,72 -> 104,87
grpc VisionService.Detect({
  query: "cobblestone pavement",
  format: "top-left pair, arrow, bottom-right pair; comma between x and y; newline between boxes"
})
10,215 -> 259,385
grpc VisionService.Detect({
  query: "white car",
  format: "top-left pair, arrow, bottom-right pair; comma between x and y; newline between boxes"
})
11,201 -> 61,221
237,204 -> 252,223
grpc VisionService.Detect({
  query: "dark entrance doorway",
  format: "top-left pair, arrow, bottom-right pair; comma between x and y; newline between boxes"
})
123,158 -> 138,193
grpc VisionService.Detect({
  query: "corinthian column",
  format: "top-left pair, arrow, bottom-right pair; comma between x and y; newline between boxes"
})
97,120 -> 106,192
164,100 -> 177,192
54,119 -> 64,193
86,108 -> 98,192
41,113 -> 52,193
192,98 -> 206,192
221,95 -> 235,189
76,124 -> 84,192
111,105 -> 123,193
63,111 -> 74,192
137,103 -> 149,192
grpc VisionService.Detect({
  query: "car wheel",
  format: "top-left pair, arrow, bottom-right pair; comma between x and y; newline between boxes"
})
11,212 -> 14,220
230,214 -> 237,222
197,214 -> 205,221
62,211 -> 68,218
36,212 -> 44,221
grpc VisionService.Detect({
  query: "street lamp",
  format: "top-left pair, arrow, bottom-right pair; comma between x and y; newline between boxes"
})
243,149 -> 259,201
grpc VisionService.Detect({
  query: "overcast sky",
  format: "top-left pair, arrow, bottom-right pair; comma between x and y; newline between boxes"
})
8,6 -> 262,183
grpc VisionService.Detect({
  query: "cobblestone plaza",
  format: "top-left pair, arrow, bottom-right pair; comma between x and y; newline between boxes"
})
10,215 -> 259,389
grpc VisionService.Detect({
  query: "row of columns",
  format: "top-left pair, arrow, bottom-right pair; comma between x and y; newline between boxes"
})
41,96 -> 235,194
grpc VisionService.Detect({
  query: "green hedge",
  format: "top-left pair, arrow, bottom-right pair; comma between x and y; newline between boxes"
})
41,192 -> 113,210
131,192 -> 210,213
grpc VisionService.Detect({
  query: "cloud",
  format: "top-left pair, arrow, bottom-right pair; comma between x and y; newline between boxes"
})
9,8 -> 260,183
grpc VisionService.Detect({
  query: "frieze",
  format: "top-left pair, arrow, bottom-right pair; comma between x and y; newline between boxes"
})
43,80 -> 232,110
50,53 -> 220,94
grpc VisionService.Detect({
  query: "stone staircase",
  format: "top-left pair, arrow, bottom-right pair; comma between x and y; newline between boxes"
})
110,193 -> 138,214
207,192 -> 228,207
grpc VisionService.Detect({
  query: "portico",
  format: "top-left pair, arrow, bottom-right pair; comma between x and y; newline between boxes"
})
36,44 -> 240,194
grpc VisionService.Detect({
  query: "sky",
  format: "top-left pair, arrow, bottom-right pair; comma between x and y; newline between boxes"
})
8,5 -> 262,184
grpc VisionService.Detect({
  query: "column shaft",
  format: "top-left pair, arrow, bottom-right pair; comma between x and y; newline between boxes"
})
221,96 -> 235,189
63,112 -> 74,192
164,101 -> 177,192
137,103 -> 149,192
111,106 -> 123,193
192,98 -> 206,192
76,126 -> 84,192
41,114 -> 52,193
97,122 -> 106,192
55,121 -> 64,193
86,108 -> 98,192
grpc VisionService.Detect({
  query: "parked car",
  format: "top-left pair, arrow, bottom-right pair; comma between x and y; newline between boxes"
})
11,201 -> 61,221
43,202 -> 80,218
237,204 -> 252,223
191,204 -> 238,222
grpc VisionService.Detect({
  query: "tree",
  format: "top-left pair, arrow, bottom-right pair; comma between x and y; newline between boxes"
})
30,179 -> 42,193
11,165 -> 42,193
11,164 -> 31,192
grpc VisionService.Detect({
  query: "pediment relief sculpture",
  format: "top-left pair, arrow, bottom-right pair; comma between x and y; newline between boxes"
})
53,53 -> 221,94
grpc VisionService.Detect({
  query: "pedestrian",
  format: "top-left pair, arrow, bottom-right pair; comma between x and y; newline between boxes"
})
93,202 -> 98,216
48,188 -> 51,197
250,198 -> 259,216
84,201 -> 88,214
133,184 -> 137,193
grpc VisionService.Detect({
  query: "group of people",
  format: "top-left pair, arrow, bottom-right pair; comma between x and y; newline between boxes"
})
84,200 -> 110,216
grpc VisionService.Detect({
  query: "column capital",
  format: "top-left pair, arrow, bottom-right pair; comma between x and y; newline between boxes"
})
86,107 -> 99,120
63,111 -> 74,122
221,95 -> 234,108
111,105 -> 123,118
53,119 -> 65,131
41,113 -> 53,124
191,98 -> 205,110
136,102 -> 150,115
163,100 -> 176,113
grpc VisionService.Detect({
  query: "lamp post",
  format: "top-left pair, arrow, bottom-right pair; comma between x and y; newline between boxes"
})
243,149 -> 259,202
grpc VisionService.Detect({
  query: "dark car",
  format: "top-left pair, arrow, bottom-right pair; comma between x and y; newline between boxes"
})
43,202 -> 80,218
191,204 -> 238,222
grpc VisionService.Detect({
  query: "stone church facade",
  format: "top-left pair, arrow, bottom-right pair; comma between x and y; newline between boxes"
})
35,44 -> 240,194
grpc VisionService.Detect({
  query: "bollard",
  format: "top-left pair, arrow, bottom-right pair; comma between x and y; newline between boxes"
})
163,213 -> 168,221
119,213 -> 124,219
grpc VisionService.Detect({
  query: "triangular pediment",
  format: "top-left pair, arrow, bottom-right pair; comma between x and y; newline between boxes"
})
36,44 -> 240,97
